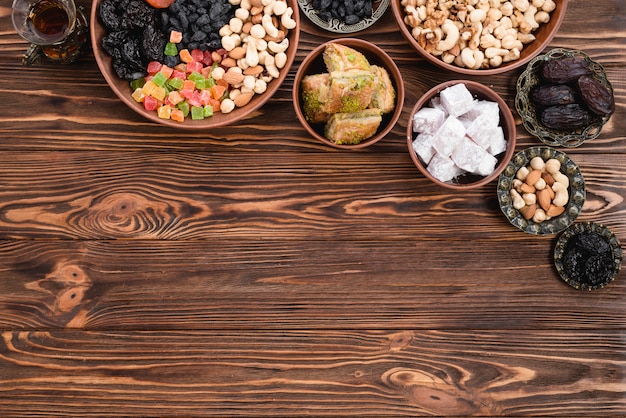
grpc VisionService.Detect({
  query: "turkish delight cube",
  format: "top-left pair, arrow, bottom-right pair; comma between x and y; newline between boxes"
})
432,115 -> 466,158
412,107 -> 446,134
412,133 -> 436,164
463,99 -> 500,123
439,83 -> 475,117
451,136 -> 497,176
427,153 -> 463,183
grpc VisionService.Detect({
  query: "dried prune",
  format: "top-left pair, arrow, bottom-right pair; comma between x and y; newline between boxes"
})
311,0 -> 373,25
540,104 -> 591,131
576,231 -> 611,254
540,57 -> 591,84
531,84 -> 578,106
577,75 -> 615,117
562,230 -> 617,289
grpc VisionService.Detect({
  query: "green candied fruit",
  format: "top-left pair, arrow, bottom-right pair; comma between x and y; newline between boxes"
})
191,105 -> 205,120
164,42 -> 178,56
205,77 -> 216,89
203,105 -> 214,117
177,101 -> 190,117
151,71 -> 168,87
130,78 -> 145,91
167,77 -> 184,90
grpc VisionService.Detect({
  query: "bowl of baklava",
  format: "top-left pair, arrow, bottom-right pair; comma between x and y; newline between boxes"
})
292,38 -> 404,149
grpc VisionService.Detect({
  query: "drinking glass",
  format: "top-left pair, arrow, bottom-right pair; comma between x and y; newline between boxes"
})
11,0 -> 88,65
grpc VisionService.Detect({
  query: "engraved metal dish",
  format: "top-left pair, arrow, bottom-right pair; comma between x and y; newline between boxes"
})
497,146 -> 585,235
298,0 -> 389,33
516,48 -> 614,148
554,222 -> 622,290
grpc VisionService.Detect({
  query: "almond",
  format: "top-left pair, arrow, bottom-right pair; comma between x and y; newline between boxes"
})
243,65 -> 264,75
222,71 -> 245,85
546,204 -> 565,217
525,169 -> 542,187
228,46 -> 247,60
536,188 -> 551,212
520,182 -> 535,194
519,204 -> 537,220
233,91 -> 254,107
220,57 -> 237,68
541,171 -> 555,186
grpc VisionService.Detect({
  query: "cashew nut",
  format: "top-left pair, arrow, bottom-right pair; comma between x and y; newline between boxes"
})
552,182 -> 569,207
268,38 -> 289,54
436,19 -> 460,52
261,14 -> 279,38
511,189 -> 526,210
281,7 -> 297,29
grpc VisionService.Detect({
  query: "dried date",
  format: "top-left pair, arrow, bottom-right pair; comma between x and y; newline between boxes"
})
540,57 -> 591,83
540,104 -> 591,131
531,84 -> 577,106
577,75 -> 615,117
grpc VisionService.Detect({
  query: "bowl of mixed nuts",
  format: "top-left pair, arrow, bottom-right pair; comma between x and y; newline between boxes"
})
91,0 -> 300,128
391,0 -> 568,75
516,48 -> 615,147
497,146 -> 585,235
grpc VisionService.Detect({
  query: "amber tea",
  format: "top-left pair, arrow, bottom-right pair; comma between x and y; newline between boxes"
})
27,0 -> 72,44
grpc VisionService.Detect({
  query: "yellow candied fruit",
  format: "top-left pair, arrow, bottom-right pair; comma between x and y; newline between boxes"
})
157,105 -> 172,119
151,85 -> 167,101
131,88 -> 145,102
142,80 -> 157,96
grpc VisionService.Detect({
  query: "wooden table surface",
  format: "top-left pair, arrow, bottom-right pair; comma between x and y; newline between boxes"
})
0,0 -> 624,415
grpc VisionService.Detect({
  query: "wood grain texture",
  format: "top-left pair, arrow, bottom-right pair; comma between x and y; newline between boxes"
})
0,0 -> 624,415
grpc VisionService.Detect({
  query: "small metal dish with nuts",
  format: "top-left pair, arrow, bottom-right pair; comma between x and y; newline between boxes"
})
497,146 -> 585,235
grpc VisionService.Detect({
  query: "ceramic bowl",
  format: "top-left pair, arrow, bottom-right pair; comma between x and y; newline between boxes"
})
554,221 -> 622,291
391,0 -> 568,75
292,38 -> 405,149
516,48 -> 615,148
90,0 -> 300,129
406,80 -> 516,190
497,146 -> 585,235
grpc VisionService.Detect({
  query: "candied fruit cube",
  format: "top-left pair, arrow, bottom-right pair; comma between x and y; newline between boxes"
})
157,105 -> 172,119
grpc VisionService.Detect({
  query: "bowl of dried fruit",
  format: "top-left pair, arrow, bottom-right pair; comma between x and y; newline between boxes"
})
297,0 -> 390,33
497,146 -> 585,235
91,0 -> 300,129
391,0 -> 568,75
293,38 -> 404,149
554,221 -> 622,291
407,80 -> 516,190
516,48 -> 615,147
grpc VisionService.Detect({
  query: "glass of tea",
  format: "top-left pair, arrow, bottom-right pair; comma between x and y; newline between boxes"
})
11,0 -> 88,65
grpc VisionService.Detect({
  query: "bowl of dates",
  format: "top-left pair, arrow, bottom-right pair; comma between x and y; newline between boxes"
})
391,0 -> 568,75
297,0 -> 389,33
554,222 -> 622,291
407,80 -> 516,190
91,0 -> 300,129
516,48 -> 615,147
293,38 -> 404,149
497,146 -> 585,235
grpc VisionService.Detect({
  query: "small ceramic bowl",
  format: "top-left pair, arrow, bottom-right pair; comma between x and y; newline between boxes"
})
554,221 -> 622,291
406,80 -> 516,190
391,0 -> 568,75
90,0 -> 300,129
497,146 -> 585,235
292,38 -> 405,149
297,0 -> 390,33
516,48 -> 614,147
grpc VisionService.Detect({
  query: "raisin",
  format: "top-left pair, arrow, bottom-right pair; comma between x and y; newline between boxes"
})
531,84 -> 578,106
540,104 -> 591,131
540,57 -> 591,84
583,254 -> 614,286
575,231 -> 611,255
577,75 -> 615,117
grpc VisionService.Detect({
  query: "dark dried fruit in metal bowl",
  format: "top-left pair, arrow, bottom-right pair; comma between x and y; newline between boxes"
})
531,84 -> 578,106
540,57 -> 591,83
562,231 -> 616,289
577,75 -> 615,117
540,104 -> 591,131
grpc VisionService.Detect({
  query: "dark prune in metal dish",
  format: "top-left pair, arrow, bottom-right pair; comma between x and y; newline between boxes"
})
540,57 -> 591,84
540,104 -> 591,131
577,75 -> 615,117
531,84 -> 578,106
